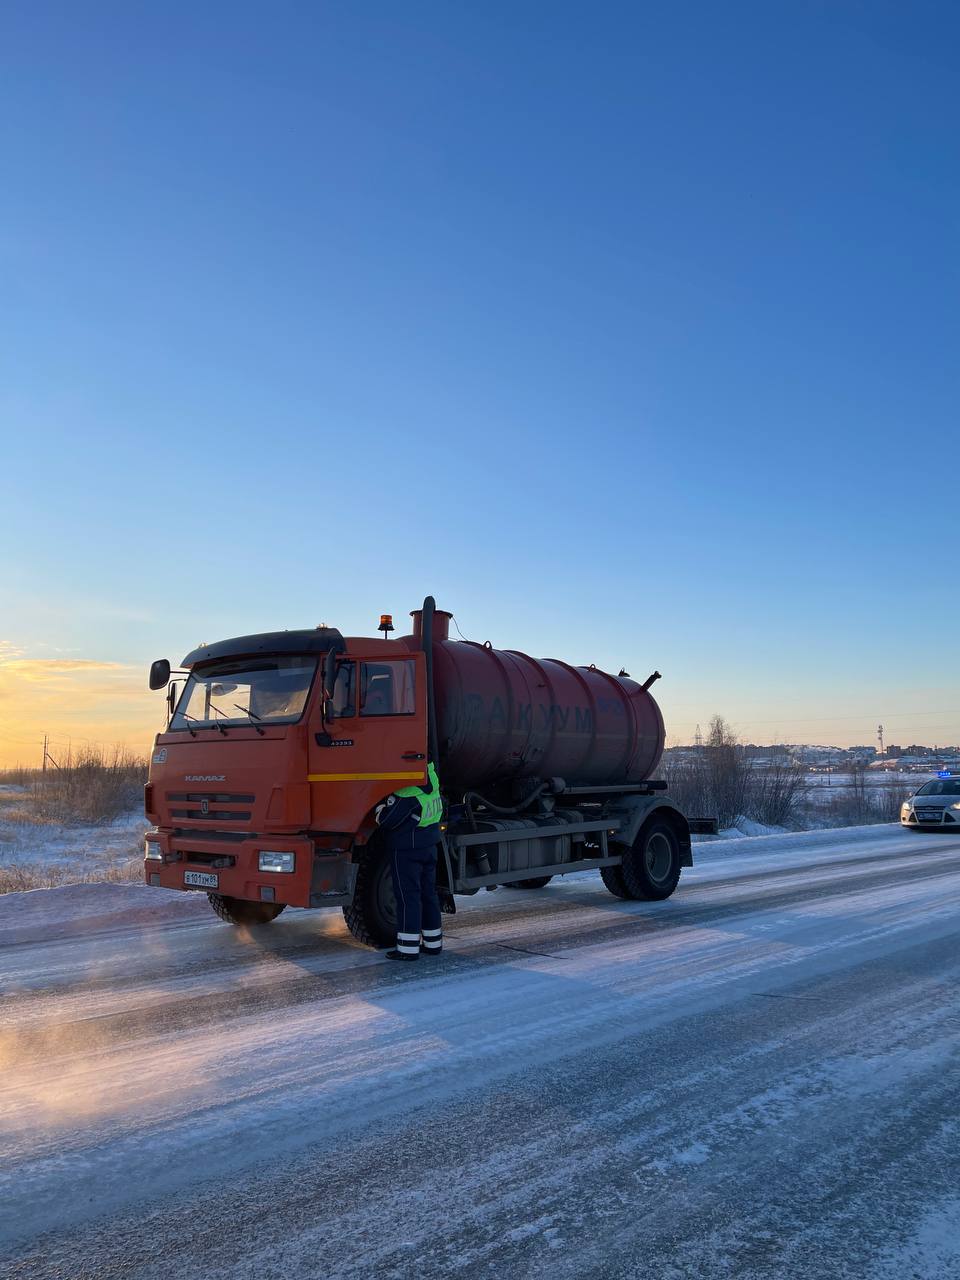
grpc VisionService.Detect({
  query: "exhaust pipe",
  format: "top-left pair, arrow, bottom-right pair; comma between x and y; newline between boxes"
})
421,596 -> 440,766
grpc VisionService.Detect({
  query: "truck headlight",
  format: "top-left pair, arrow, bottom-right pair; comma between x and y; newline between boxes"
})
259,851 -> 295,873
144,837 -> 163,861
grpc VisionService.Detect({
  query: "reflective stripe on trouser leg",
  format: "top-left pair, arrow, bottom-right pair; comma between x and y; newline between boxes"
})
396,931 -> 420,956
421,926 -> 442,952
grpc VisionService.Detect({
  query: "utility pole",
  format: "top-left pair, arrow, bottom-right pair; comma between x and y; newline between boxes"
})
40,735 -> 60,773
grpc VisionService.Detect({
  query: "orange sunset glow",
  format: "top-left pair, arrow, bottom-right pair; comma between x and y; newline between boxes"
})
0,641 -> 160,768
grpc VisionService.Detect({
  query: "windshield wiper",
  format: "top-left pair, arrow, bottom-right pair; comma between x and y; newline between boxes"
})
208,703 -> 232,734
234,703 -> 266,735
178,712 -> 200,738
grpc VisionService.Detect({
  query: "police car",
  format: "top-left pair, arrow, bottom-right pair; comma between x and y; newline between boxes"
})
900,772 -> 960,831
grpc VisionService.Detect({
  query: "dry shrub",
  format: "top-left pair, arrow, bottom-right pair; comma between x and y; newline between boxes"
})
664,719 -> 807,830
749,758 -> 809,826
0,858 -> 143,894
0,765 -> 36,787
663,716 -> 754,829
870,778 -> 915,822
803,769 -> 914,827
30,747 -> 147,826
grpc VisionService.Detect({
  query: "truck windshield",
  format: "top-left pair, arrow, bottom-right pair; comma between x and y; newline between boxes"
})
170,657 -> 317,730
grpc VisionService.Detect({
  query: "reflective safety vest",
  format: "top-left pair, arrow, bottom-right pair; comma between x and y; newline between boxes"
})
395,761 -> 443,827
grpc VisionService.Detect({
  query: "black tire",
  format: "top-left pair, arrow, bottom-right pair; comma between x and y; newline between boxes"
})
342,843 -> 396,948
621,820 -> 682,901
509,876 -> 554,889
207,894 -> 286,926
600,863 -> 632,900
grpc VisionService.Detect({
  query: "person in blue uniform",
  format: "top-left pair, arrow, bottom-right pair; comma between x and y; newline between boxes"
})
376,761 -> 444,961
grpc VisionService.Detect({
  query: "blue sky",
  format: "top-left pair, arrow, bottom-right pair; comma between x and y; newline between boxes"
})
0,0 -> 957,760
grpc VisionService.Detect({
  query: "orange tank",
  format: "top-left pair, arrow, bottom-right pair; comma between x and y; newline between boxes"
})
402,609 -> 665,793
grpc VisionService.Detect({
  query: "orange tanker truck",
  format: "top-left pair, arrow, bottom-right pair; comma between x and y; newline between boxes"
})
144,597 -> 699,945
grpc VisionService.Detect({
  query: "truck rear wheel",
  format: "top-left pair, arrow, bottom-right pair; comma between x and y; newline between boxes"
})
342,843 -> 396,948
207,894 -> 286,926
621,820 -> 682,900
509,876 -> 554,889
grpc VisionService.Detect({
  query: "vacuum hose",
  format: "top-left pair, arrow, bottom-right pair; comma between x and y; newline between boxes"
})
463,781 -> 551,832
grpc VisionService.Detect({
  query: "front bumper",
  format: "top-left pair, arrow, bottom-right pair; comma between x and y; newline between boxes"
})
143,830 -> 358,907
901,808 -> 956,829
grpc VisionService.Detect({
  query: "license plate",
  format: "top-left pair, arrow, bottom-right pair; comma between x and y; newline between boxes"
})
184,871 -> 218,889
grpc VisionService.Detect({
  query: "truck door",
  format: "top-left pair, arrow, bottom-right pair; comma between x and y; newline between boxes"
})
307,652 -> 429,831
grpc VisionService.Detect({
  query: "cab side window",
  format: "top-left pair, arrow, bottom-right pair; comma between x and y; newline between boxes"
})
360,661 -> 415,716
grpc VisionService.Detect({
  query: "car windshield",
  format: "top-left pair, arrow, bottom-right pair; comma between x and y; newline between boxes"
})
915,779 -> 960,796
170,657 -> 317,729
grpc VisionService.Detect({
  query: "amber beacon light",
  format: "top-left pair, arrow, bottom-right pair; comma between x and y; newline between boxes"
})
379,613 -> 395,638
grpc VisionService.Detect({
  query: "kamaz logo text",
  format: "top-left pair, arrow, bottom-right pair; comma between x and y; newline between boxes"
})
184,775 -> 226,782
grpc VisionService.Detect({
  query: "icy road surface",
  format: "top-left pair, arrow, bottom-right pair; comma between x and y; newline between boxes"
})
2,826 -> 959,1279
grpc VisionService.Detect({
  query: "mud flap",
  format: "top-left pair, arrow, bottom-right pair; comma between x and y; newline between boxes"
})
309,855 -> 358,907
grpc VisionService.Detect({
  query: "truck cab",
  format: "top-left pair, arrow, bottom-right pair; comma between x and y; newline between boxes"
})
145,627 -> 429,925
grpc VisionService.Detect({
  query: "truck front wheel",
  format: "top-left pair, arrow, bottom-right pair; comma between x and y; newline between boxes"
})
207,894 -> 286,926
342,843 -> 396,948
621,821 -> 682,900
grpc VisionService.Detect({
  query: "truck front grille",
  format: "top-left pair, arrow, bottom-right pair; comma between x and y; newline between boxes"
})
167,792 -> 254,822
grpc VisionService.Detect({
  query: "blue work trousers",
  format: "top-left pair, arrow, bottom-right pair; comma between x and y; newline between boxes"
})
390,843 -> 442,955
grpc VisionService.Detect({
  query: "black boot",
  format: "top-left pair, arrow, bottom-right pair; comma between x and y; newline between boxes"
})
385,949 -> 419,962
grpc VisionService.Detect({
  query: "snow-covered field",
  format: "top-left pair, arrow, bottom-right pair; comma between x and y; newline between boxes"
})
0,808 -> 147,869
0,787 -> 147,886
800,769 -> 916,808
2,824 -> 959,1278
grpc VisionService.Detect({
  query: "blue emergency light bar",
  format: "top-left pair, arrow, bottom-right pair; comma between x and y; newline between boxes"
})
937,769 -> 953,778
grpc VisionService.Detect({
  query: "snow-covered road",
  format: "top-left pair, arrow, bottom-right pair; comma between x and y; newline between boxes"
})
2,825 -> 959,1279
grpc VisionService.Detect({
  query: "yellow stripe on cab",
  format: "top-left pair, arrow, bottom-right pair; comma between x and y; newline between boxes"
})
307,771 -> 426,783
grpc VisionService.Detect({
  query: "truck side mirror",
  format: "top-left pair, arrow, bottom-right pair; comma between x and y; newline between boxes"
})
323,649 -> 337,722
149,658 -> 171,690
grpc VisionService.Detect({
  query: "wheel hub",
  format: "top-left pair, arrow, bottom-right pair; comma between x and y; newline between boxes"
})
645,831 -> 672,882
